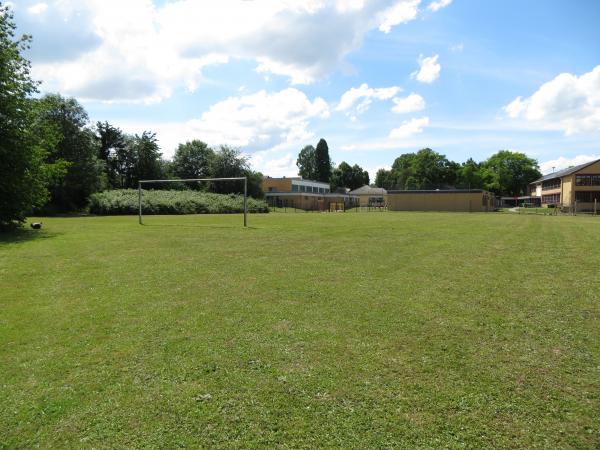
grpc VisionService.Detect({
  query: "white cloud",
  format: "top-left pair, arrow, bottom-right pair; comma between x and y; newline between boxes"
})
411,54 -> 441,84
25,0 -> 426,103
336,83 -> 401,120
389,116 -> 429,139
504,65 -> 600,135
378,0 -> 420,33
250,152 -> 298,177
118,88 -> 329,157
427,0 -> 452,12
27,2 -> 48,15
539,154 -> 600,174
391,92 -> 425,113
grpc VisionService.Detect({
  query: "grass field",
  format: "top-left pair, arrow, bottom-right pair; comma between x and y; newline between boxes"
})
1,212 -> 599,448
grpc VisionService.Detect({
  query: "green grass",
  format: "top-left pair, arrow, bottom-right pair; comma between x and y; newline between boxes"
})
1,213 -> 599,448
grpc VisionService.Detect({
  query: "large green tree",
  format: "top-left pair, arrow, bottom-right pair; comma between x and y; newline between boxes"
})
96,121 -> 126,188
172,140 -> 215,180
314,139 -> 332,183
385,148 -> 457,190
0,5 -> 50,228
34,94 -> 105,211
296,145 -> 317,180
481,150 -> 541,196
330,162 -> 369,191
210,145 -> 262,197
130,131 -> 163,184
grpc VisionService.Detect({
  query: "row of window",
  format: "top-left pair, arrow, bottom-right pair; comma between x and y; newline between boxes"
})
575,175 -> 600,186
542,193 -> 560,204
575,191 -> 600,202
542,179 -> 561,190
291,184 -> 330,194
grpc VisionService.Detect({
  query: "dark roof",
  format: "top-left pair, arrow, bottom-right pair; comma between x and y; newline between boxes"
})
264,192 -> 358,198
532,158 -> 600,183
387,189 -> 486,194
348,185 -> 387,195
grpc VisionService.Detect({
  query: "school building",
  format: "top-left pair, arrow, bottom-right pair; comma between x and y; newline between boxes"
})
348,185 -> 387,207
262,177 -> 359,211
387,189 -> 495,212
529,158 -> 600,210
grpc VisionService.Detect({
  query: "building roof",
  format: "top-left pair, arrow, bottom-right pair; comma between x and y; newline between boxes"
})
531,158 -> 600,183
387,189 -> 487,194
348,185 -> 387,195
264,192 -> 358,198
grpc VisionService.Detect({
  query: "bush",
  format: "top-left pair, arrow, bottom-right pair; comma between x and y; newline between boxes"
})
88,189 -> 269,215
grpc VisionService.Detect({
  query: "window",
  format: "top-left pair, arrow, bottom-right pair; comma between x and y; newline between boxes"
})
575,191 -> 600,202
268,187 -> 274,192
542,179 -> 561,190
300,185 -> 306,192
292,184 -> 299,192
576,174 -> 600,186
542,193 -> 560,204
319,187 -> 324,194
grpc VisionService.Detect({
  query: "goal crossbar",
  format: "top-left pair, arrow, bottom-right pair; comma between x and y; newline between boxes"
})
138,177 -> 248,226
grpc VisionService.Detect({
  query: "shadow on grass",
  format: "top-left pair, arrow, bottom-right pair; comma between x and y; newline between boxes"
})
0,228 -> 59,246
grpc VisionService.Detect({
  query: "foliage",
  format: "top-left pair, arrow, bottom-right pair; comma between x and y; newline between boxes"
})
330,161 -> 369,191
1,213 -> 599,448
296,145 -> 317,180
481,150 -> 541,196
0,4 -> 48,229
96,121 -> 126,188
172,140 -> 215,181
314,138 -> 332,182
210,145 -> 263,198
88,189 -> 268,215
34,94 -> 105,211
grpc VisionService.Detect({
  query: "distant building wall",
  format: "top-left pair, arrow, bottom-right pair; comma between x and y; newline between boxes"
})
387,190 -> 494,212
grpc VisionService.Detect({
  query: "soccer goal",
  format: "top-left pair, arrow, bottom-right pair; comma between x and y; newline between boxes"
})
137,177 -> 248,226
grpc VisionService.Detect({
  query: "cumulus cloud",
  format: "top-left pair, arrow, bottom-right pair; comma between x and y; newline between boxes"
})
427,0 -> 452,12
18,0 -> 428,103
389,116 -> 429,139
119,88 -> 329,156
411,54 -> 441,83
539,154 -> 600,174
27,2 -> 48,14
504,65 -> 600,135
378,0 -> 420,33
336,83 -> 401,120
391,92 -> 425,113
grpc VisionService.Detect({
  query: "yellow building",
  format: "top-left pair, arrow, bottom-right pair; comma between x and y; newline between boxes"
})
529,158 -> 600,210
387,190 -> 495,212
262,177 -> 358,211
348,185 -> 387,207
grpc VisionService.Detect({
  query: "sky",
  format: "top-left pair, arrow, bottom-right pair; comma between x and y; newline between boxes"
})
10,0 -> 600,178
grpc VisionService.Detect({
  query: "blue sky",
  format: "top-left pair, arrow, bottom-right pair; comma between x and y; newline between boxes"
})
11,0 -> 600,177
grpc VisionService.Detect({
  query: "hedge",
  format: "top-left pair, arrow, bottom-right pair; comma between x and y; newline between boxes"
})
88,189 -> 269,215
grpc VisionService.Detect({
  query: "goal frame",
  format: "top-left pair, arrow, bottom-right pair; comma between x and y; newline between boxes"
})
138,177 -> 248,226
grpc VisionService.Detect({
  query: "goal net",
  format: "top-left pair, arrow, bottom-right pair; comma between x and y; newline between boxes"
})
137,177 -> 248,227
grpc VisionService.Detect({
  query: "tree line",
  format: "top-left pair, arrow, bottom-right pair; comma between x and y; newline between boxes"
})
0,6 -> 260,228
295,141 -> 541,197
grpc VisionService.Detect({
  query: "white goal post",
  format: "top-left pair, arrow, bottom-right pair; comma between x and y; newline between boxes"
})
138,177 -> 248,227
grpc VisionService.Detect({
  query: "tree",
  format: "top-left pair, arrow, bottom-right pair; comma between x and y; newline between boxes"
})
131,131 -> 163,183
96,121 -> 126,188
375,169 -> 394,190
172,140 -> 215,180
330,162 -> 369,191
210,145 -> 262,197
481,150 -> 541,196
314,138 -> 332,183
296,145 -> 317,180
34,94 -> 105,211
389,148 -> 457,190
0,5 -> 50,228
456,158 -> 483,189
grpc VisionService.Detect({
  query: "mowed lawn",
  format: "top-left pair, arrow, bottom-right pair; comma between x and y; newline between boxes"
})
1,212 -> 599,449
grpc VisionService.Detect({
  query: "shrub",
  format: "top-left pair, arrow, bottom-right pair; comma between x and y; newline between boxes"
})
88,189 -> 269,215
